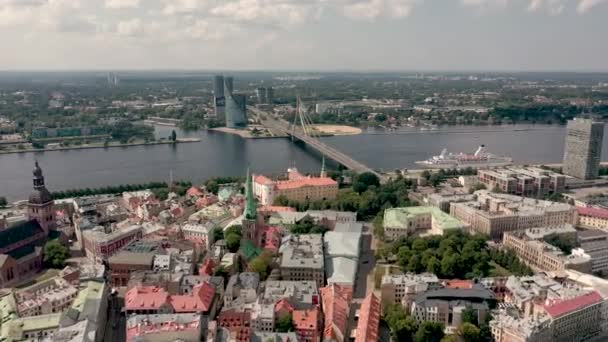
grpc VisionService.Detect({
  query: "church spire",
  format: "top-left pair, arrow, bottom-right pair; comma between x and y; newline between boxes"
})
245,167 -> 257,220
33,160 -> 45,190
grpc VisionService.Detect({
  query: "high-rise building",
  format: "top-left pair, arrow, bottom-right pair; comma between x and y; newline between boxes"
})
213,75 -> 226,120
265,87 -> 274,104
256,88 -> 267,104
224,77 -> 247,128
562,118 -> 604,180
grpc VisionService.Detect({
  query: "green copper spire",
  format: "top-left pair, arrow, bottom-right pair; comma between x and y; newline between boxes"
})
245,168 -> 257,219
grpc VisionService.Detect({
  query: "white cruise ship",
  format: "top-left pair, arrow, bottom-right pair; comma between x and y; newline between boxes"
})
416,145 -> 513,169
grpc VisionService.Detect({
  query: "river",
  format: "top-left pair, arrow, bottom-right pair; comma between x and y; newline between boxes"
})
2,124 -> 608,201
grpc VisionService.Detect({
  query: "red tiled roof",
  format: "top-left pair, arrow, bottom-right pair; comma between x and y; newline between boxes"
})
125,286 -> 170,311
444,279 -> 474,289
577,206 -> 608,220
170,282 -> 215,313
200,259 -> 215,276
355,293 -> 381,342
258,205 -> 296,213
321,284 -> 353,341
294,307 -> 319,331
275,176 -> 337,190
262,226 -> 283,251
275,299 -> 295,315
544,291 -> 603,318
126,317 -> 200,342
187,186 -> 205,197
254,175 -> 274,185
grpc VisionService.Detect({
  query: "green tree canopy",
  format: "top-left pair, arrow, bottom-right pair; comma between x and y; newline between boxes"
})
249,251 -> 273,280
276,314 -> 295,332
43,240 -> 70,269
415,321 -> 445,342
353,172 -> 380,193
225,233 -> 241,253
0,197 -> 7,207
458,322 -> 481,342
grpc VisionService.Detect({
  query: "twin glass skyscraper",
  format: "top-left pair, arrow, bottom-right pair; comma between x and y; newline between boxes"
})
213,75 -> 247,128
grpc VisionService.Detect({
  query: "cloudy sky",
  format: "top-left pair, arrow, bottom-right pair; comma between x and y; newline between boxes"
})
0,0 -> 606,71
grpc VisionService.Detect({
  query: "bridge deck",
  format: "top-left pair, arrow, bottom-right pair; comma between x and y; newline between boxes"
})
250,107 -> 379,176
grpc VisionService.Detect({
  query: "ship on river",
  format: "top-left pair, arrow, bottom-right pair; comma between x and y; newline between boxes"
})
416,145 -> 512,169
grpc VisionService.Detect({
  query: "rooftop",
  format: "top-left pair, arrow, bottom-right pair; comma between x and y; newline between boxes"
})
384,206 -> 466,231
279,234 -> 324,270
355,293 -> 381,342
577,206 -> 608,220
108,251 -> 155,266
544,291 -> 603,318
321,284 -> 352,342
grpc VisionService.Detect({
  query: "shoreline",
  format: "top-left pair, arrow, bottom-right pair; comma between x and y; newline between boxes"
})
0,138 -> 200,155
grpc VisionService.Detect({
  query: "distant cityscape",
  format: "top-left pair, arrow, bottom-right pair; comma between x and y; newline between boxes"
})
1,72 -> 608,342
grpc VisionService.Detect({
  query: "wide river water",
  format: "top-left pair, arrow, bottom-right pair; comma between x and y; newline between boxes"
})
2,124 -> 608,201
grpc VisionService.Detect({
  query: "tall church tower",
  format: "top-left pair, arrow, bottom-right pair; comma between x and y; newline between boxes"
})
242,168 -> 259,242
27,161 -> 55,234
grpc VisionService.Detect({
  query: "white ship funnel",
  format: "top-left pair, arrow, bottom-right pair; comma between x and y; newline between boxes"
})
474,145 -> 486,156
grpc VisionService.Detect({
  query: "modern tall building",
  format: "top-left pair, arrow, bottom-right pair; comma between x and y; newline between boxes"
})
223,76 -> 247,128
256,87 -> 274,104
562,118 -> 604,180
213,75 -> 226,120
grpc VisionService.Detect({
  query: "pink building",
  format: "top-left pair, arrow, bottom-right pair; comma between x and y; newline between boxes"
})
320,284 -> 353,342
355,293 -> 381,342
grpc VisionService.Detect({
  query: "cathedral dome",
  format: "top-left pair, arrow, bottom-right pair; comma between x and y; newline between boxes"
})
29,188 -> 53,204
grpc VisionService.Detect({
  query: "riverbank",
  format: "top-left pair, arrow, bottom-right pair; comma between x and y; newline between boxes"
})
0,138 -> 200,155
312,124 -> 362,135
211,126 -> 287,139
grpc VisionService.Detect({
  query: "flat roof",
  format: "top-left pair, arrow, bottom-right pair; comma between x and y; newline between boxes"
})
384,206 -> 466,230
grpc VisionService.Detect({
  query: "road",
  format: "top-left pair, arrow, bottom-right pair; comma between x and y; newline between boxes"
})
104,294 -> 126,342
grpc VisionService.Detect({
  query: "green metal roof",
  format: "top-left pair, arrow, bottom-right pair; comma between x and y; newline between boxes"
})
384,206 -> 465,231
0,220 -> 44,249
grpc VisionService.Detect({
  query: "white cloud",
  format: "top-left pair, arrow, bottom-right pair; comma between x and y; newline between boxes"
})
105,0 -> 140,10
340,0 -> 420,20
577,0 -> 607,13
161,0 -> 207,15
527,0 -> 565,15
116,18 -> 143,36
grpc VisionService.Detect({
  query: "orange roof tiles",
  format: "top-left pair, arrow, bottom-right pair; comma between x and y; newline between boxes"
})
170,282 -> 216,313
321,284 -> 353,342
258,205 -> 296,213
187,186 -> 205,197
544,291 -> 602,318
125,286 -> 170,311
275,176 -> 337,190
355,293 -> 381,342
444,279 -> 474,289
254,175 -> 274,185
275,298 -> 295,316
294,307 -> 319,331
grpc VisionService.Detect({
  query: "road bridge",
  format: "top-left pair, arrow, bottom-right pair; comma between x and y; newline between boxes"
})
250,106 -> 380,177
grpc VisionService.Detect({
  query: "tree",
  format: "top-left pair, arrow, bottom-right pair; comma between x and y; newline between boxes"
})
249,251 -> 273,280
225,233 -> 241,253
212,227 -> 224,243
0,197 -> 7,207
458,323 -> 481,342
353,172 -> 380,193
461,306 -> 478,326
415,321 -> 445,342
43,241 -> 70,269
171,129 -> 177,142
276,314 -> 295,332
385,304 -> 417,342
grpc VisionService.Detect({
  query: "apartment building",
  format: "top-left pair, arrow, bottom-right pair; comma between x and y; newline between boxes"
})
450,190 -> 576,240
383,206 -> 468,240
576,206 -> 608,230
574,229 -> 608,276
380,273 -> 440,309
503,231 -> 591,274
279,234 -> 324,288
82,224 -> 143,262
478,167 -> 566,197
